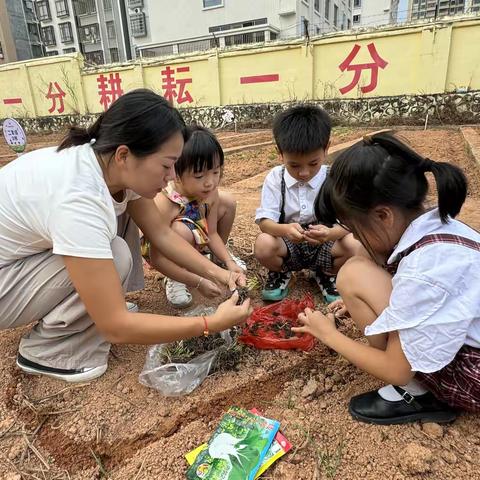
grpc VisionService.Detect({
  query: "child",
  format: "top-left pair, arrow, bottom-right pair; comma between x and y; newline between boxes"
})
254,105 -> 359,303
293,132 -> 480,424
146,126 -> 246,308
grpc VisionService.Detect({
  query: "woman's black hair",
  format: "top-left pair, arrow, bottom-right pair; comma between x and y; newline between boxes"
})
315,132 -> 467,239
57,89 -> 187,157
174,125 -> 224,177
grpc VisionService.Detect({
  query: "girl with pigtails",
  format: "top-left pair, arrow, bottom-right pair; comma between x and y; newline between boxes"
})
293,132 -> 480,424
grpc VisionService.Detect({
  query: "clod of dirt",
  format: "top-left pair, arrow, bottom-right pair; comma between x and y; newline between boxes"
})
422,422 -> 444,439
398,442 -> 434,474
441,450 -> 458,465
274,462 -> 302,479
301,379 -> 319,399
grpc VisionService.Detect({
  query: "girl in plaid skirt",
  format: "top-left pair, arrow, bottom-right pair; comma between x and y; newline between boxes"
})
293,132 -> 480,424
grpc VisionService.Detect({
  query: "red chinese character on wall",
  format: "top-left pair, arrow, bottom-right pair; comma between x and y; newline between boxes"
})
161,66 -> 193,104
338,43 -> 388,95
46,81 -> 66,113
97,73 -> 124,110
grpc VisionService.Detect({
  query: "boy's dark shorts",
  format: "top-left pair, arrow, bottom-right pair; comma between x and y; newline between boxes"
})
282,238 -> 335,274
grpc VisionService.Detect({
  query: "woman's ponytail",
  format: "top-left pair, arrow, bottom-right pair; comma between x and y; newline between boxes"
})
428,161 -> 467,222
58,113 -> 104,151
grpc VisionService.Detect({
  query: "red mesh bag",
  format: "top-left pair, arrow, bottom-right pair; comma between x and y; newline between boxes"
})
239,295 -> 316,351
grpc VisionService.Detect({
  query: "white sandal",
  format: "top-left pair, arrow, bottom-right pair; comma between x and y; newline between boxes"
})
164,278 -> 193,308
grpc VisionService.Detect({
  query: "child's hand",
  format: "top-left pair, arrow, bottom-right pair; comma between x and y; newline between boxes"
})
303,225 -> 331,245
328,299 -> 349,317
198,278 -> 223,299
291,307 -> 337,342
209,291 -> 252,332
283,223 -> 305,243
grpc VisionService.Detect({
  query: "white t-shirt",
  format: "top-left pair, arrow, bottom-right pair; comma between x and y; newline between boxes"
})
255,165 -> 329,225
365,209 -> 480,374
0,143 -> 140,267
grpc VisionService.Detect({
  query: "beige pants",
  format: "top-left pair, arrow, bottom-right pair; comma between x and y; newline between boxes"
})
0,214 -> 144,370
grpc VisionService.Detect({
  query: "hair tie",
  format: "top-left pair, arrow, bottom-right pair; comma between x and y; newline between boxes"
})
419,157 -> 434,172
89,138 -> 97,145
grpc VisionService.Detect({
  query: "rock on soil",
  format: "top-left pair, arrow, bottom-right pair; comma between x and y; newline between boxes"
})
399,442 -> 434,474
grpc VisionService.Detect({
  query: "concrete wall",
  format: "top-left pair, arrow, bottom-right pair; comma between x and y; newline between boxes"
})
1,16 -> 480,119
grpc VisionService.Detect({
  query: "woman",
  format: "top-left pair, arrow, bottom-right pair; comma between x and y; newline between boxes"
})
0,89 -> 250,383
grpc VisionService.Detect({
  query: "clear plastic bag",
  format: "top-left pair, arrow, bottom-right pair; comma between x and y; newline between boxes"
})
138,306 -> 233,397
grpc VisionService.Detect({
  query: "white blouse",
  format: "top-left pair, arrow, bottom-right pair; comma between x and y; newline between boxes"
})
365,209 -> 480,373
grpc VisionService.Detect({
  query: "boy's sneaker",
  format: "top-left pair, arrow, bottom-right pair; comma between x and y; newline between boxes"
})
262,271 -> 292,301
315,271 -> 340,304
16,353 -> 107,383
164,278 -> 193,308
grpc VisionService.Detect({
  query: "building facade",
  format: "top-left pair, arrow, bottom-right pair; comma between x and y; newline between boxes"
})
408,0 -> 480,21
32,0 -> 132,64
352,0 -> 400,28
130,0 -> 353,59
0,0 -> 44,64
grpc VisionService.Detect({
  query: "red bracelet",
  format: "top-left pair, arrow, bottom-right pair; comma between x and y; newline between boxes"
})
202,316 -> 209,337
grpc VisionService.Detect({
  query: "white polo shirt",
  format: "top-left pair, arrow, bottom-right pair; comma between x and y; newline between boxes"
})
255,165 -> 328,225
366,209 -> 480,373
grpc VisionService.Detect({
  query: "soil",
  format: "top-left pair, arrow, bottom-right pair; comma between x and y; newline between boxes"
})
1,127 -> 480,479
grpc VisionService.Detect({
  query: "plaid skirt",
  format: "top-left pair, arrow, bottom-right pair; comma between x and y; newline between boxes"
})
416,345 -> 480,412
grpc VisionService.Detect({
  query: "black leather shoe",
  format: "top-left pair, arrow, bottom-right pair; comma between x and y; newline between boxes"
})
349,386 -> 457,425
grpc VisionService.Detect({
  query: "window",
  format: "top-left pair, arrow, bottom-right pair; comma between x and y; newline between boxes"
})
59,22 -> 73,42
41,26 -> 56,45
55,0 -> 69,16
347,18 -> 351,28
103,0 -> 113,10
63,47 -> 76,53
84,50 -> 104,64
353,0 -> 361,6
36,1 -> 51,21
46,50 -> 58,56
203,0 -> 223,8
342,13 -> 346,29
79,24 -> 100,43
128,0 -> 143,7
130,13 -> 147,37
110,47 -> 119,62
314,0 -> 320,11
325,0 -> 330,19
0,41 -> 3,59
353,14 -> 360,23
334,4 -> 338,26
107,21 -> 116,39
73,0 -> 97,15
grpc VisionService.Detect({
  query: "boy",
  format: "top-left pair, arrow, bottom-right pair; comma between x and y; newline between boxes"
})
254,104 -> 358,302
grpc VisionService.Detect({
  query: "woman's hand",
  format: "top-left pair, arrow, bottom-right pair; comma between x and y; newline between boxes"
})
291,307 -> 337,343
215,267 -> 246,291
197,278 -> 222,299
209,292 -> 252,332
